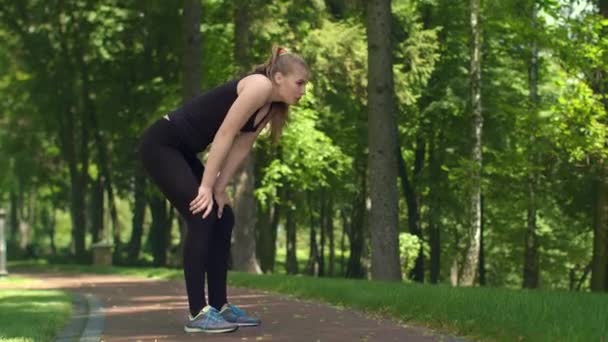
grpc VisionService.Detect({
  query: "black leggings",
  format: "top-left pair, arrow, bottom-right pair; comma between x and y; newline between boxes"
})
138,118 -> 234,316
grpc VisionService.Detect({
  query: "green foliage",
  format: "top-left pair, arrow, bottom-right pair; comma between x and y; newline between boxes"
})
393,2 -> 442,111
398,232 -> 423,278
256,92 -> 352,205
551,75 -> 607,162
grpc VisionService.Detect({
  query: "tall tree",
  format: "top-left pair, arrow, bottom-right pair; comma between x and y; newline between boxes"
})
590,0 -> 608,292
366,0 -> 402,281
231,0 -> 262,273
170,0 -> 203,266
148,193 -> 174,266
428,135 -> 443,283
397,139 -> 425,282
58,4 -> 90,260
591,170 -> 608,291
182,0 -> 202,101
523,0 -> 540,289
460,0 -> 483,286
284,187 -> 298,274
75,28 -> 121,247
128,172 -> 146,261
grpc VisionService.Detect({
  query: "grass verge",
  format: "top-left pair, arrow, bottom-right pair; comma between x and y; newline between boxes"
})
228,273 -> 607,342
0,287 -> 71,342
8,259 -> 182,280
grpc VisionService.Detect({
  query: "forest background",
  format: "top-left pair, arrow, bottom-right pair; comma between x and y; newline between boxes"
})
0,0 -> 607,293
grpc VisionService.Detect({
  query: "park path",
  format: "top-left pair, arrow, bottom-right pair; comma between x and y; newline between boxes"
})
4,271 -> 466,342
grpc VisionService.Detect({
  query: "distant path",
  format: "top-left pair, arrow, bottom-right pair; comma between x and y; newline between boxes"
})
5,271 -> 467,342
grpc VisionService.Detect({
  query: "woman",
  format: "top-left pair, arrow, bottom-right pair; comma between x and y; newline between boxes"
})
138,47 -> 309,333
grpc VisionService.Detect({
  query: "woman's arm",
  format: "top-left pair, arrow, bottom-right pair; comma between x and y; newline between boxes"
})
189,75 -> 272,218
214,115 -> 271,193
212,117 -> 271,219
202,76 -> 272,189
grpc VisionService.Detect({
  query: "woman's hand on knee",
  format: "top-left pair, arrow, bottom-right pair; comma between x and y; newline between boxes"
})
190,186 -> 214,218
213,188 -> 231,219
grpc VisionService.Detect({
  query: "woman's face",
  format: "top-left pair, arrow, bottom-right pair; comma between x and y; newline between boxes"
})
275,65 -> 309,105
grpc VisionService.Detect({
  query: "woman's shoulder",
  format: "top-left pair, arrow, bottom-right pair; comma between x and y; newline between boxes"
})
237,73 -> 273,95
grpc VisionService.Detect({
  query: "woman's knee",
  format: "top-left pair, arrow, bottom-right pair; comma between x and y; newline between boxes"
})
185,210 -> 218,230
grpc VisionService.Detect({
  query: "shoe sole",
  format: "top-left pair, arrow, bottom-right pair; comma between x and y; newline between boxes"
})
235,322 -> 261,327
184,326 -> 238,333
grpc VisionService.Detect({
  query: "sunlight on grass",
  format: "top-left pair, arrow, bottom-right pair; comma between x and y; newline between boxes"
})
0,275 -> 41,287
0,290 -> 71,342
9,260 -> 182,281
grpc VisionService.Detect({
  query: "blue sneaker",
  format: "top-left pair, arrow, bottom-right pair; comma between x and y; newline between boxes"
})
220,303 -> 261,327
184,305 -> 239,333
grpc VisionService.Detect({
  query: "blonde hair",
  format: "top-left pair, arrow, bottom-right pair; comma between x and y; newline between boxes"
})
251,46 -> 309,143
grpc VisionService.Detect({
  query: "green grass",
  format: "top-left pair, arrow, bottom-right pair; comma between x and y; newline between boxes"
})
8,260 -> 182,280
8,261 -> 608,341
227,273 -> 608,342
0,289 -> 71,342
0,275 -> 40,286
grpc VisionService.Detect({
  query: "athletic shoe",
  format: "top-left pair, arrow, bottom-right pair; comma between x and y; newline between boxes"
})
184,305 -> 239,333
220,303 -> 261,327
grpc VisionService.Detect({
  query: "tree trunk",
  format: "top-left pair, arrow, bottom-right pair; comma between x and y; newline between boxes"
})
148,193 -> 173,267
233,154 -> 263,273
307,225 -> 318,276
68,117 -> 88,260
89,175 -> 104,243
16,183 -> 28,252
591,172 -> 608,291
365,0 -> 402,281
523,1 -> 540,289
57,11 -> 88,260
319,191 -> 327,277
128,172 -> 146,261
182,0 -> 202,100
256,203 -> 272,272
285,188 -> 298,274
231,0 -> 261,273
254,185 -> 281,273
460,0 -> 483,286
340,209 -> 348,276
269,200 -> 281,271
420,0 -> 440,285
9,190 -> 18,247
77,41 -> 120,247
428,138 -> 442,284
42,206 -> 57,255
396,138 -> 425,282
175,0 -> 203,267
479,195 -> 486,286
90,115 -> 120,246
450,257 -> 460,286
18,189 -> 34,254
328,195 -> 335,276
76,22 -> 107,256
306,191 -> 319,276
589,0 -> 608,293
347,176 -> 366,278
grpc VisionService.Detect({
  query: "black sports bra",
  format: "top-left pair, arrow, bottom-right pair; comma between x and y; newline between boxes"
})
240,103 -> 273,133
